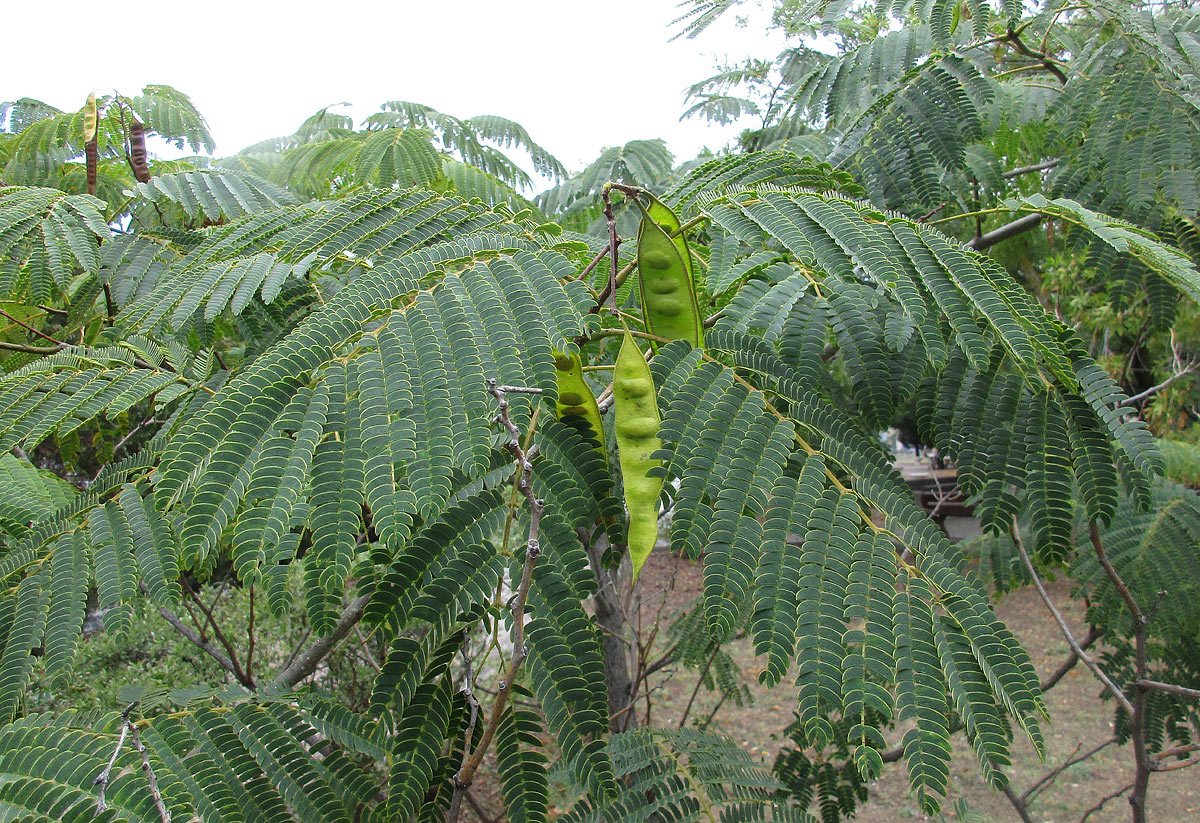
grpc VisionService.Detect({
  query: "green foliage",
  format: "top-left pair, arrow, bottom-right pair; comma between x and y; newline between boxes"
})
559,728 -> 804,822
3,0 -> 1200,814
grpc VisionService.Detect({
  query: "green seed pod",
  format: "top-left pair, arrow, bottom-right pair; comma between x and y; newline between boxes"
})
82,93 -> 98,143
645,193 -> 692,281
636,196 -> 702,348
614,331 -> 664,581
553,349 -> 605,456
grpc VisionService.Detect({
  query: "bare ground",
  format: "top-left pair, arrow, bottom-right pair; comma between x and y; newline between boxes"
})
463,546 -> 1198,821
632,549 -> 1200,823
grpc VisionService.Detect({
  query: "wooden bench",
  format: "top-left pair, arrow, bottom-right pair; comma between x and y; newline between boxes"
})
904,470 -> 975,525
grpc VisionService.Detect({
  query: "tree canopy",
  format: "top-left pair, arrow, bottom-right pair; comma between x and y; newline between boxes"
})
0,1 -> 1197,821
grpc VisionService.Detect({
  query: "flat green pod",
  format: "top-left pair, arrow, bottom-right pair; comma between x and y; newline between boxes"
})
613,331 -> 664,581
645,193 -> 693,280
636,207 -> 703,347
552,349 -> 606,456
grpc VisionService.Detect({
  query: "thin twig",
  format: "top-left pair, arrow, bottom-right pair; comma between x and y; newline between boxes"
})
1041,625 -> 1102,691
1154,741 -> 1200,760
1002,785 -> 1035,823
282,626 -> 312,671
1154,754 -> 1200,772
1137,679 -> 1200,699
127,719 -> 172,822
447,631 -> 482,823
0,340 -> 61,354
0,308 -> 65,346
1022,737 -> 1117,803
352,622 -> 381,672
181,579 -> 250,688
1122,364 -> 1198,406
1079,782 -> 1133,823
967,213 -> 1044,251
575,242 -> 617,282
1012,519 -> 1134,715
246,583 -> 256,680
1088,520 -> 1152,823
916,202 -> 947,223
1002,158 -> 1060,178
602,187 -> 621,317
93,702 -> 136,815
678,647 -> 720,729
150,594 -> 248,686
446,381 -> 545,823
464,789 -> 500,823
1005,26 -> 1069,84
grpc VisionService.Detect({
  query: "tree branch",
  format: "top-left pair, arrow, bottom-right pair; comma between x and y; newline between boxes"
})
1137,679 -> 1200,700
269,594 -> 369,692
1002,159 -> 1060,178
1088,520 -> 1152,823
1041,625 -> 1102,691
93,702 -> 135,815
1023,737 -> 1117,803
1079,782 -> 1133,823
1013,519 -> 1135,715
1122,364 -> 1198,406
446,381 -> 545,823
151,595 -> 251,688
967,213 -> 1044,251
128,720 -> 172,822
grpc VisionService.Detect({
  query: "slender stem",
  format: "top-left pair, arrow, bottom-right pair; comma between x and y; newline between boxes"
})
1005,26 -> 1069,84
93,702 -> 136,815
245,583 -> 256,680
447,382 -> 545,823
1023,737 -> 1117,803
968,213 -> 1044,251
446,634 -> 481,823
677,647 -> 720,729
0,308 -> 65,346
352,623 -> 381,672
1155,754 -> 1200,772
927,207 -> 1008,225
1155,742 -> 1200,760
464,790 -> 500,823
1088,521 -> 1151,823
1122,365 -> 1197,406
1002,158 -> 1060,179
182,580 -> 249,688
1002,785 -> 1035,823
1012,519 -> 1135,715
1137,679 -> 1200,699
127,720 -> 172,822
151,593 -> 250,687
602,187 -> 620,316
1079,782 -> 1134,823
993,63 -> 1050,79
1041,625 -> 1102,691
0,340 -> 60,354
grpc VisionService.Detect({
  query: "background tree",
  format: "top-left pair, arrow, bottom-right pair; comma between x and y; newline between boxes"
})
0,0 -> 1196,819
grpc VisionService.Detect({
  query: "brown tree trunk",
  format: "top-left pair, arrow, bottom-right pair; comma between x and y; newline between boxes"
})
583,530 -> 639,731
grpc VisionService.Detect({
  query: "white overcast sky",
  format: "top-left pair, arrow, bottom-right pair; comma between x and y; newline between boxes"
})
4,0 -> 790,191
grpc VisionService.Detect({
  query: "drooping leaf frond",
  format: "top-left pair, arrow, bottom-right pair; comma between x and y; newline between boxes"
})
0,186 -> 109,301
559,728 -> 803,822
134,169 -> 299,222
